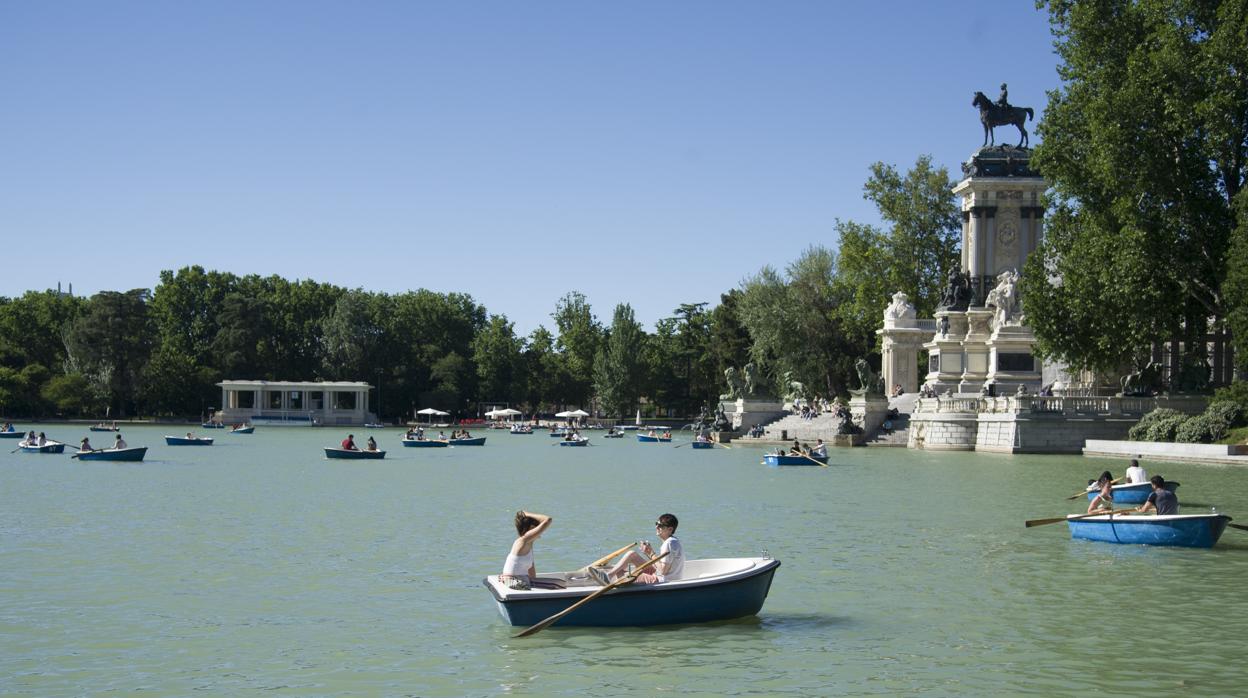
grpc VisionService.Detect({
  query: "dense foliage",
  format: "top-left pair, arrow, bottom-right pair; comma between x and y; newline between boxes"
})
1023,0 -> 1248,372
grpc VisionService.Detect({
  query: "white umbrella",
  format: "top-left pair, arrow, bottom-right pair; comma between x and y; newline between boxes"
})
416,407 -> 449,424
566,409 -> 589,418
554,410 -> 573,418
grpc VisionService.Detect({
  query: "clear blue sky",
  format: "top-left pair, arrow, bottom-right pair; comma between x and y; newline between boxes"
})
1,1 -> 1061,335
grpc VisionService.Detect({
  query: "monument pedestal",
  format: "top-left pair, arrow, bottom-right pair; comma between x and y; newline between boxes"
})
957,308 -> 994,394
924,310 -> 968,393
730,398 -> 787,433
987,323 -> 1042,394
850,393 -> 890,437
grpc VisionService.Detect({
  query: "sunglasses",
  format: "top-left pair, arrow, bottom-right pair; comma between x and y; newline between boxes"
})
654,522 -> 669,528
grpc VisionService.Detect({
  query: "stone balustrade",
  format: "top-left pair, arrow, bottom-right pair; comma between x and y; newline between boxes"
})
915,394 -> 1206,417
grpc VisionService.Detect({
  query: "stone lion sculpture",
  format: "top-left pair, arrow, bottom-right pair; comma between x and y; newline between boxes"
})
719,367 -> 746,401
854,358 -> 882,396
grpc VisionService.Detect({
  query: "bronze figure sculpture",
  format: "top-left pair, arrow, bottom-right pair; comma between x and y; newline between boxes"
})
973,90 -> 1034,148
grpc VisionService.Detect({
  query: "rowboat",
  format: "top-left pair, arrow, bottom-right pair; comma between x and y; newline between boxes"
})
89,425 -> 119,432
636,434 -> 672,443
621,425 -> 639,431
602,432 -> 625,439
448,436 -> 486,446
690,441 -> 714,449
1067,512 -> 1231,548
19,442 -> 67,454
364,423 -> 387,428
763,453 -> 828,466
200,422 -> 225,429
74,447 -> 147,462
1083,480 -> 1180,505
400,438 -> 449,448
324,447 -> 386,459
0,430 -> 24,439
558,437 -> 590,447
229,426 -> 254,434
509,425 -> 533,434
548,430 -> 569,438
484,557 -> 780,628
164,435 -> 214,446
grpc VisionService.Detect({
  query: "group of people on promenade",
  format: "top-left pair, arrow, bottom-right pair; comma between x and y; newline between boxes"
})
499,511 -> 684,591
1086,459 -> 1178,515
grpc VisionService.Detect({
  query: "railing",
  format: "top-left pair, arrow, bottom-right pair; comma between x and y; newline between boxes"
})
914,394 -> 1208,417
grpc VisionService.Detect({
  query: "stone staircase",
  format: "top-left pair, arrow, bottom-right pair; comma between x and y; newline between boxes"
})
864,393 -> 918,447
735,411 -> 847,444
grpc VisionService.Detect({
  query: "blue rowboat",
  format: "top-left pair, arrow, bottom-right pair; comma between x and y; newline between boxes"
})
401,438 -> 449,448
484,557 -> 780,628
229,426 -> 254,434
1067,513 -> 1231,548
602,432 -> 625,439
690,441 -> 714,449
89,425 -> 119,432
509,426 -> 533,434
324,447 -> 386,459
558,438 -> 589,447
448,436 -> 486,446
19,442 -> 67,454
636,435 -> 672,443
74,447 -> 147,462
201,423 -> 225,429
165,435 -> 214,446
0,431 -> 25,439
1084,481 -> 1180,505
548,430 -> 569,437
763,453 -> 828,466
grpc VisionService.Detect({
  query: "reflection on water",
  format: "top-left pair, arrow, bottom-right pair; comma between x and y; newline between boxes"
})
3,426 -> 1248,695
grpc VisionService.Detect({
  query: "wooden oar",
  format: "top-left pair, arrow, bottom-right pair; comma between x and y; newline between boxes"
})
1025,508 -> 1138,528
514,552 -> 668,638
797,451 -> 827,467
714,442 -> 732,449
585,542 -> 636,569
1065,477 -> 1124,500
1227,522 -> 1248,532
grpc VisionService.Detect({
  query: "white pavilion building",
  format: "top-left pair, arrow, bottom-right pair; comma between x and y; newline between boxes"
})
214,380 -> 375,426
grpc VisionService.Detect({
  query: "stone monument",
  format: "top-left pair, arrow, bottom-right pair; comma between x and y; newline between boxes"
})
718,363 -> 787,433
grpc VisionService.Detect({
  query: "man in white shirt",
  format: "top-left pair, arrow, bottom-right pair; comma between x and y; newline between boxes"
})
592,513 -> 685,585
1124,458 -> 1148,484
114,433 -> 127,450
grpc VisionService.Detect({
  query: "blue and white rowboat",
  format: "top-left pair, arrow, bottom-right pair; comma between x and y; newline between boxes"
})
229,426 -> 254,434
165,435 -> 214,446
636,435 -> 672,443
19,442 -> 67,454
201,423 -> 226,429
324,448 -> 386,459
401,438 -> 449,448
74,447 -> 147,462
1084,480 -> 1180,505
484,557 -> 780,628
0,430 -> 25,439
558,438 -> 589,447
448,436 -> 486,446
690,441 -> 714,449
1067,513 -> 1231,548
763,453 -> 827,466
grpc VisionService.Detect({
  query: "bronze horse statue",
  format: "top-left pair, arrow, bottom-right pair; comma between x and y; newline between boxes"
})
973,91 -> 1034,148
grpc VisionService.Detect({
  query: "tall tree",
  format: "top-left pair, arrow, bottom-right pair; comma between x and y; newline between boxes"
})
1024,0 -> 1248,372
473,314 -> 525,406
593,303 -> 645,417
551,292 -> 602,408
66,290 -> 154,417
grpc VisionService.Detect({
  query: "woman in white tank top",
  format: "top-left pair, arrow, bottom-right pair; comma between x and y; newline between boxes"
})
500,510 -> 552,590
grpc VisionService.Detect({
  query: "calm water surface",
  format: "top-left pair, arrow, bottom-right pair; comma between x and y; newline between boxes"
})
3,425 -> 1248,696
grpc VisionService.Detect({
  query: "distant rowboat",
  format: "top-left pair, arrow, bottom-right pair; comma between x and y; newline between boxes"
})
229,426 -> 255,434
165,435 -> 214,446
74,447 -> 147,462
401,438 -> 449,448
324,448 -> 386,459
0,431 -> 25,439
558,438 -> 589,447
448,436 -> 487,446
19,442 -> 67,454
636,435 -> 672,443
89,425 -> 119,432
201,423 -> 225,429
1067,512 -> 1231,548
763,453 -> 827,466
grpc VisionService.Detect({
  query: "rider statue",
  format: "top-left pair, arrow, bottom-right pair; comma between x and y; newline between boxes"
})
997,82 -> 1010,110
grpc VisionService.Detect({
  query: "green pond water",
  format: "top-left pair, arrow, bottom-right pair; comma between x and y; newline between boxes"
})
3,424 -> 1248,696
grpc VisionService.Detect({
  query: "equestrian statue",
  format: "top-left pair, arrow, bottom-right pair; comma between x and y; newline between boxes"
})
972,83 -> 1034,148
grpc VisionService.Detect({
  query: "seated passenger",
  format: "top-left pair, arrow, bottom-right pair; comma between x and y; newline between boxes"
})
591,513 -> 684,586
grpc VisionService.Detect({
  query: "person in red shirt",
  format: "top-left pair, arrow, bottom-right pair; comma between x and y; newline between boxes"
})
341,434 -> 357,450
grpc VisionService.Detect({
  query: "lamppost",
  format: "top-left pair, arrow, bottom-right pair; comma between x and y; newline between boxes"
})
375,368 -> 384,425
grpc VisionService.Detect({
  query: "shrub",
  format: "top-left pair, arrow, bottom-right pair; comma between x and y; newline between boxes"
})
1175,414 -> 1216,443
1204,401 -> 1242,437
1129,408 -> 1186,441
1209,382 -> 1248,427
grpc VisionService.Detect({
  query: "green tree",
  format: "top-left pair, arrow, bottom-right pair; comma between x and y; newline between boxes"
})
593,303 -> 645,417
552,292 -> 602,408
473,314 -> 525,406
523,326 -> 567,412
41,373 -> 95,416
66,290 -> 153,417
1024,0 -> 1248,372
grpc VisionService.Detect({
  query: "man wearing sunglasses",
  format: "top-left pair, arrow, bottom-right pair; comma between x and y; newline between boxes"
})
591,513 -> 684,585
